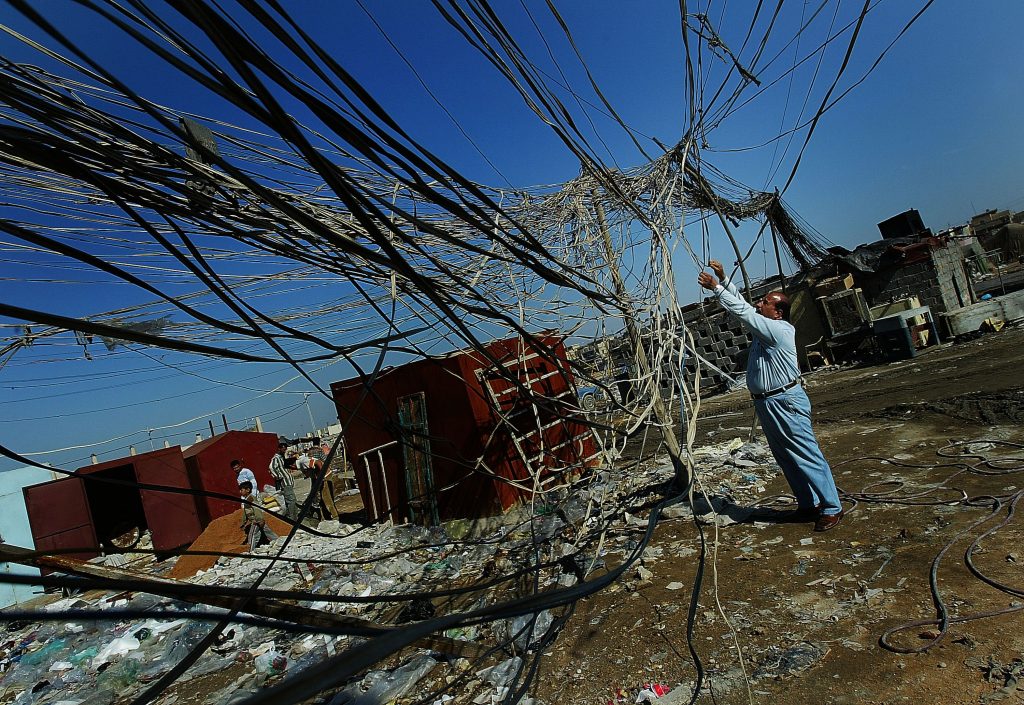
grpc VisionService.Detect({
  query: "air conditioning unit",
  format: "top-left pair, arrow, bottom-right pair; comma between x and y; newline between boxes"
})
819,288 -> 871,336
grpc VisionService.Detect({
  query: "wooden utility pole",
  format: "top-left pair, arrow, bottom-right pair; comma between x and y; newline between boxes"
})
769,218 -> 788,295
592,193 -> 691,490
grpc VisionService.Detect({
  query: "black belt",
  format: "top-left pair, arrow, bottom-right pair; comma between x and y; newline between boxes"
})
751,379 -> 800,401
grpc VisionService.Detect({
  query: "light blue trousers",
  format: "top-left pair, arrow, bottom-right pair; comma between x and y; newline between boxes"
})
754,385 -> 842,515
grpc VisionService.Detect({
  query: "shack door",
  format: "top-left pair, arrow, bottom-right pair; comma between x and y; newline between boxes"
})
23,477 -> 100,562
397,392 -> 439,526
134,451 -> 202,552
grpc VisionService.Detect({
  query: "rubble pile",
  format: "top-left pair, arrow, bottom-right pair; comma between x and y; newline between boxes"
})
168,510 -> 294,579
0,438 -> 783,705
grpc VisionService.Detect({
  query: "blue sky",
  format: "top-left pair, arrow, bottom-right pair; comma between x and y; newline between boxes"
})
1,1 -> 1022,471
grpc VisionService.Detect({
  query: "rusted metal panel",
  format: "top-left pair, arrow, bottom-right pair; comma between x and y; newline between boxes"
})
331,334 -> 593,521
22,477 -> 99,562
182,431 -> 278,525
332,354 -> 486,523
132,448 -> 202,552
72,447 -> 202,553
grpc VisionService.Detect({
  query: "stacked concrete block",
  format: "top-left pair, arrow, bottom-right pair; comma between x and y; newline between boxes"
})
930,241 -> 975,310
678,302 -> 753,394
860,239 -> 974,338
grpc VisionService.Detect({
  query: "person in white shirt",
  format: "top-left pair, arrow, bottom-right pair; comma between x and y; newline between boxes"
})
230,460 -> 257,491
698,259 -> 843,531
294,451 -> 312,478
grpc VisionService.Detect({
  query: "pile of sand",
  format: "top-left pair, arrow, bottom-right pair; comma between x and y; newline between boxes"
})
168,510 -> 291,579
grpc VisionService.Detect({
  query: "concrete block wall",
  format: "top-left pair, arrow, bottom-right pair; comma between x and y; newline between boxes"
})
860,240 -> 973,335
861,261 -> 945,316
606,276 -> 802,399
659,277 -> 794,397
931,241 -> 974,310
669,304 -> 753,395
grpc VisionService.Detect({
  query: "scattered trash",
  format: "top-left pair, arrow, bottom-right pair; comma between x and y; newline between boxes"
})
754,642 -> 830,679
0,436 -> 784,705
495,612 -> 554,651
253,650 -> 287,676
396,597 -> 436,623
330,655 -> 438,705
92,635 -> 140,668
661,494 -> 754,527
970,654 -> 1024,703
635,682 -> 669,703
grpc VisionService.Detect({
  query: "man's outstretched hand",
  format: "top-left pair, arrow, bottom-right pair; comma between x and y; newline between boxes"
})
697,271 -> 719,290
708,259 -> 726,280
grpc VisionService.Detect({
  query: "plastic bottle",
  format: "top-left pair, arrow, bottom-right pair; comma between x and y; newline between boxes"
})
57,667 -> 86,686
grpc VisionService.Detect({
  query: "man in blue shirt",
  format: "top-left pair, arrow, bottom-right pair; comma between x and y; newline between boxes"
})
698,260 -> 844,531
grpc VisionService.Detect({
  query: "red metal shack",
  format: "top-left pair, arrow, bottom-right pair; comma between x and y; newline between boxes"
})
23,446 -> 202,559
182,430 -> 279,524
331,334 -> 597,525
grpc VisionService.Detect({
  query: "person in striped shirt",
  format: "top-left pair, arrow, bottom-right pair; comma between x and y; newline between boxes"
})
269,441 -> 298,521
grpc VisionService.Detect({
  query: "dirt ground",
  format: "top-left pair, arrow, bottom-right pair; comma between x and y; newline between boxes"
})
533,327 -> 1024,705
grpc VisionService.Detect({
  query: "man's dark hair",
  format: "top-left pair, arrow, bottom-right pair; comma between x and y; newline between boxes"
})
238,481 -> 253,492
230,459 -> 241,467
278,441 -> 288,449
773,292 -> 791,321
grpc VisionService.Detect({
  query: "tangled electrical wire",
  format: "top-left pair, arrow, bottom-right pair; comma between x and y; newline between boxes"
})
0,1 -> 939,704
830,439 -> 1024,654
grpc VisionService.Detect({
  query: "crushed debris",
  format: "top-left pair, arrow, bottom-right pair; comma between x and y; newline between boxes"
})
970,654 -> 1024,704
168,510 -> 293,579
0,436 -> 784,704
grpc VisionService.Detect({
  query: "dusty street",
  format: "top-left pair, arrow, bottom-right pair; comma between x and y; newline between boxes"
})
534,327 -> 1024,705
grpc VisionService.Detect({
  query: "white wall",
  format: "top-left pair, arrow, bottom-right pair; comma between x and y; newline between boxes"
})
0,466 -> 56,608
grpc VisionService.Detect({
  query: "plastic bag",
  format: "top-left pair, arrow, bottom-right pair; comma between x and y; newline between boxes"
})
329,654 -> 437,705
20,638 -> 68,667
476,656 -> 522,688
68,645 -> 99,666
290,644 -> 328,676
92,635 -> 140,667
139,621 -> 209,680
254,650 -> 287,676
96,658 -> 140,688
262,485 -> 285,511
496,611 -> 553,651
